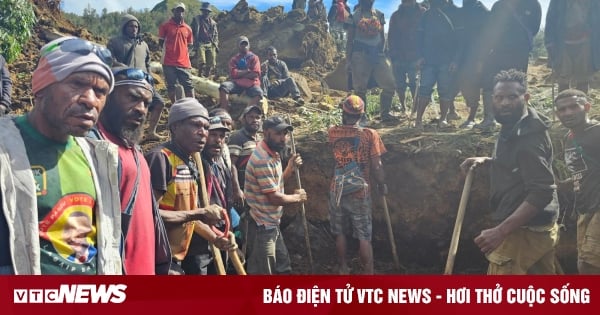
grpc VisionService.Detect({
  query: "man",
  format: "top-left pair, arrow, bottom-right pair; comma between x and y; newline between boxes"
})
219,36 -> 263,112
292,0 -> 307,11
191,2 -> 219,78
476,0 -> 541,130
413,0 -> 462,130
0,36 -> 121,275
545,0 -> 600,94
0,54 -> 11,115
261,46 -> 304,106
461,69 -> 560,275
229,104 -> 263,206
90,66 -> 169,274
158,2 -> 195,104
387,0 -> 426,115
328,95 -> 387,274
346,0 -> 398,123
145,98 -> 231,275
327,0 -> 352,52
554,89 -> 600,274
456,0 -> 490,128
307,0 -> 327,21
107,14 -> 166,141
244,116 -> 307,274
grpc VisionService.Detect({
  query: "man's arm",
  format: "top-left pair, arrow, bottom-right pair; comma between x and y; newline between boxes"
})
265,189 -> 307,206
1,58 -> 12,112
153,189 -> 221,225
229,155 -> 244,204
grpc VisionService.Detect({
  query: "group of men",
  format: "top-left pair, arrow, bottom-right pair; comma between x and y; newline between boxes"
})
0,0 -> 599,276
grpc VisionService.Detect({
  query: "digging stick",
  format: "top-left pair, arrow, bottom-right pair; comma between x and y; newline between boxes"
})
381,196 -> 401,271
444,165 -> 475,275
193,153 -> 247,275
287,115 -> 314,273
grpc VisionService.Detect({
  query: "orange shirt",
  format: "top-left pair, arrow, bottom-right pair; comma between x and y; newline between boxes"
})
159,18 -> 193,68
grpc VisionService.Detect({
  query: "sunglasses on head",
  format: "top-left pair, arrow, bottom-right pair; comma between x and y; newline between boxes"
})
112,68 -> 154,85
42,38 -> 113,66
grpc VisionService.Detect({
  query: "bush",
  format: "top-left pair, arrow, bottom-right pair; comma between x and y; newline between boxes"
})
0,0 -> 37,62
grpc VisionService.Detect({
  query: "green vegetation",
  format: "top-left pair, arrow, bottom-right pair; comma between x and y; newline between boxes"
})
0,0 -> 37,62
64,0 -> 220,40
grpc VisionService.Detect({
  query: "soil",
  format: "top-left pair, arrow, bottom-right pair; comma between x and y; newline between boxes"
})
9,0 -> 600,275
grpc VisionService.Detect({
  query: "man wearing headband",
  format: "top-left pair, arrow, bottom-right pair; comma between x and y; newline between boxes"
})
0,36 -> 122,274
554,89 -> 600,274
145,97 -> 233,275
88,67 -> 170,274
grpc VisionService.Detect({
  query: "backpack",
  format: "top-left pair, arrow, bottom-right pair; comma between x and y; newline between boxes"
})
332,135 -> 368,206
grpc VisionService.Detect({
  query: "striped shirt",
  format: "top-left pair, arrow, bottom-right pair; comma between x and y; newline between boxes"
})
244,141 -> 283,227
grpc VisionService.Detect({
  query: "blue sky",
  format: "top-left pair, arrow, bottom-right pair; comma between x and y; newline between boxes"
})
62,1 -> 549,27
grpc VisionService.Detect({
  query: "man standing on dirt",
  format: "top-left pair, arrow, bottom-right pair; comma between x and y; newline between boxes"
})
475,0 -> 541,131
328,95 -> 387,274
456,0 -> 490,129
0,36 -> 122,275
244,116 -> 307,274
413,0 -> 462,130
218,36 -> 263,112
145,98 -> 231,274
307,0 -> 327,21
89,66 -> 170,274
158,3 -> 195,104
461,69 -> 560,275
0,54 -> 11,116
346,0 -> 398,123
387,0 -> 426,116
261,46 -> 304,106
327,0 -> 351,52
191,2 -> 219,78
108,14 -> 166,142
554,89 -> 600,274
545,0 -> 600,94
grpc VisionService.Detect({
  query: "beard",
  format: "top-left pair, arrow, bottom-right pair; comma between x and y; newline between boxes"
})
102,103 -> 146,145
266,138 -> 287,153
494,105 -> 525,125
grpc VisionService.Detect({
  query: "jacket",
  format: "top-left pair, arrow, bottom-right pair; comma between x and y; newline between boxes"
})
190,14 -> 218,47
457,1 -> 490,66
490,108 -> 559,227
107,14 -> 151,72
387,3 -> 426,63
0,117 -> 122,274
544,0 -> 600,71
417,4 -> 462,65
0,55 -> 12,111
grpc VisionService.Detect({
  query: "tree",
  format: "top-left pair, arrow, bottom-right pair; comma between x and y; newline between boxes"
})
0,0 -> 37,62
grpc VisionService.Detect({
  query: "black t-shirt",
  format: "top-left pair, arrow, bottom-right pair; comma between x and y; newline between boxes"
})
564,123 -> 600,214
0,192 -> 11,266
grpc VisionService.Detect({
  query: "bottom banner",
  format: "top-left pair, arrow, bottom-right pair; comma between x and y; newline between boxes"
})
0,276 -> 596,314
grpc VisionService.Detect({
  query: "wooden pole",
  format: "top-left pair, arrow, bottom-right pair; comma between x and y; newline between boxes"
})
381,196 -> 401,271
444,166 -> 475,275
287,115 -> 314,273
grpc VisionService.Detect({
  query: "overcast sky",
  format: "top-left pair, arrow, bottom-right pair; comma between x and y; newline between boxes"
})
62,0 -> 549,27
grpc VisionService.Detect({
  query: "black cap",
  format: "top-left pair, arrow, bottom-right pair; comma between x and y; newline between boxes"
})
263,116 -> 293,132
241,104 -> 263,117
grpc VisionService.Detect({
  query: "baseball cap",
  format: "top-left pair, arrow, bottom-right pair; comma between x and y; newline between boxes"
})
341,95 -> 365,115
241,104 -> 263,117
263,116 -> 293,132
173,3 -> 186,11
208,116 -> 231,131
238,36 -> 249,46
200,2 -> 212,11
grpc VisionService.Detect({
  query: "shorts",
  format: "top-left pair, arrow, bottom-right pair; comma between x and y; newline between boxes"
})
219,81 -> 263,98
329,192 -> 372,241
418,63 -> 458,101
486,223 -> 560,275
577,211 -> 600,269
163,65 -> 193,91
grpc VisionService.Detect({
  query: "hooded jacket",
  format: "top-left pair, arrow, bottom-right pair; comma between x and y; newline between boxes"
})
107,14 -> 151,72
490,107 -> 559,227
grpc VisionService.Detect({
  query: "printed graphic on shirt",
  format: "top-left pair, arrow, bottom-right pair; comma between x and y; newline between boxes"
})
32,165 -> 47,196
565,147 -> 587,183
39,193 -> 97,274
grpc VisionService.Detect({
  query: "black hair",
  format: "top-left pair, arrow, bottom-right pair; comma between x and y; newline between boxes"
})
493,69 -> 527,93
554,89 -> 589,106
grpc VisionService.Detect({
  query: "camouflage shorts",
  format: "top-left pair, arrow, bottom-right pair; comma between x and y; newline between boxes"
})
329,193 -> 372,241
577,211 -> 600,270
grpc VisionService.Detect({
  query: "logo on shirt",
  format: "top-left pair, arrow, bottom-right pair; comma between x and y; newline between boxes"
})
32,165 -> 47,196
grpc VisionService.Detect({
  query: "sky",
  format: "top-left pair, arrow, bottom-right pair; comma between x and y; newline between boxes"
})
61,1 -> 549,27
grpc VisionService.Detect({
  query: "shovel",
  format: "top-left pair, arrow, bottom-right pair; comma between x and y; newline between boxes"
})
444,165 -> 475,275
